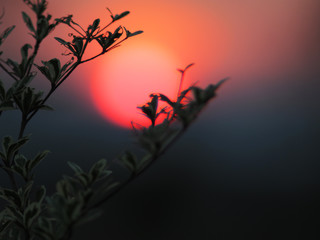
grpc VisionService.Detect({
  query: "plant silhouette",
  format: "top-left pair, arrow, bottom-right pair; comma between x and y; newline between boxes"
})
0,1 -> 225,239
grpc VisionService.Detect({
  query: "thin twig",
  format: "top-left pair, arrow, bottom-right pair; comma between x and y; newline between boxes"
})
96,21 -> 114,35
81,35 -> 128,64
68,24 -> 85,37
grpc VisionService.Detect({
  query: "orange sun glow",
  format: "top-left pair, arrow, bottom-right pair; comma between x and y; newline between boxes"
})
90,44 -> 183,128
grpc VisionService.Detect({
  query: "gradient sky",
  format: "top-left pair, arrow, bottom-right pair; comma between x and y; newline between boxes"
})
1,0 -> 320,239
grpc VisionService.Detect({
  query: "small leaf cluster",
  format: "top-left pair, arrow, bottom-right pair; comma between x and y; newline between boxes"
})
0,183 -> 46,240
0,136 -> 48,239
53,7 -> 142,60
33,159 -> 116,240
0,97 -> 50,237
0,136 -> 47,182
35,58 -> 72,89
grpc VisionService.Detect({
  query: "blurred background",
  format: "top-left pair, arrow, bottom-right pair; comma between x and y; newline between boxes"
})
1,0 -> 320,239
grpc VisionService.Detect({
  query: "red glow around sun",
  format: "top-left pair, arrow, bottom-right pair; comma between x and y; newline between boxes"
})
90,44 -> 183,128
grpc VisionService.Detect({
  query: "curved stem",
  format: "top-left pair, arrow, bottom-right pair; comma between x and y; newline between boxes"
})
96,21 -> 114,35
68,24 -> 85,37
18,114 -> 27,139
81,36 -> 128,64
24,40 -> 41,79
80,52 -> 104,64
177,71 -> 185,100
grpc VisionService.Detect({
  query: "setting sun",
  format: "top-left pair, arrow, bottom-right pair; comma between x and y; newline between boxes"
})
90,44 -> 183,128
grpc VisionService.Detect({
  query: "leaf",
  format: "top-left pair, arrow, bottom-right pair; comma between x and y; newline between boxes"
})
28,150 -> 49,172
68,198 -> 84,221
55,15 -> 73,25
183,63 -> 194,72
6,205 -> 24,226
89,18 -> 100,33
22,12 -> 35,33
67,161 -> 84,174
119,151 -> 138,173
54,37 -> 68,46
2,26 -> 15,39
75,173 -> 90,186
112,11 -> 130,21
55,37 -> 79,56
38,104 -> 53,111
47,58 -> 61,82
137,94 -> 159,126
22,181 -> 34,207
11,73 -> 35,93
88,159 -> 109,182
29,0 -> 47,16
23,202 -> 41,228
61,59 -> 73,73
0,25 -> 15,45
2,136 -> 12,155
6,59 -> 21,77
35,186 -> 46,203
56,179 -> 74,198
13,87 -> 41,115
125,28 -> 143,38
215,77 -> 228,90
35,64 -> 50,81
1,136 -> 29,164
0,188 -> 21,208
72,37 -> 83,55
96,26 -> 123,52
177,63 -> 194,73
33,217 -> 54,240
156,93 -> 174,107
20,44 -> 32,73
36,16 -> 49,40
20,44 -> 32,61
12,154 -> 28,179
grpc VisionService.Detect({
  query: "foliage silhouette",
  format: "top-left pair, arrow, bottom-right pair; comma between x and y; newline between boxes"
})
0,1 -> 225,239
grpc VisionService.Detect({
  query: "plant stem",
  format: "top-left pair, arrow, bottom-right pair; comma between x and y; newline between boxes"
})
177,71 -> 185,100
96,21 -> 114,35
18,115 -> 27,139
81,36 -> 127,64
24,40 -> 41,79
